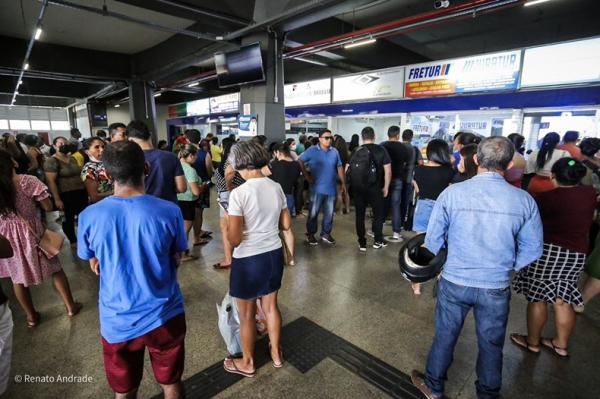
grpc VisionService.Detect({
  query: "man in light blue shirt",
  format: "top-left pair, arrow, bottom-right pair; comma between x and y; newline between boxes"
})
411,136 -> 543,399
299,129 -> 347,245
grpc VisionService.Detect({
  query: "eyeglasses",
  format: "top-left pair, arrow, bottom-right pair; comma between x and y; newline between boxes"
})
321,136 -> 333,140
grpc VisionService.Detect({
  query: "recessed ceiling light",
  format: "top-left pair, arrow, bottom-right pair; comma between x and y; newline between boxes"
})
114,104 -> 120,108
34,27 -> 42,40
153,92 -> 162,98
188,82 -> 199,87
24,63 -> 29,70
343,38 -> 376,49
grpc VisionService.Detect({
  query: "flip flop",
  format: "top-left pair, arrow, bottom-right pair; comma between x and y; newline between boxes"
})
181,255 -> 198,262
510,333 -> 540,354
223,358 -> 256,378
541,338 -> 569,358
268,343 -> 284,368
27,311 -> 41,328
68,302 -> 83,317
213,262 -> 231,269
193,238 -> 211,246
200,231 -> 213,238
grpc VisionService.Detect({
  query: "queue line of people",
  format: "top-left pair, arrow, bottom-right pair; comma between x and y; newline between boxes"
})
2,123 -> 600,399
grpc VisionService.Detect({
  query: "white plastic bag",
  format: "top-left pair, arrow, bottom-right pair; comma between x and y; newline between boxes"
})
216,292 -> 242,356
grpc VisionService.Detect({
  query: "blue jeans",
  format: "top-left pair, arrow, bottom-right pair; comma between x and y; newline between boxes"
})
306,192 -> 335,236
387,178 -> 403,233
412,198 -> 436,233
285,194 -> 295,216
425,278 -> 511,399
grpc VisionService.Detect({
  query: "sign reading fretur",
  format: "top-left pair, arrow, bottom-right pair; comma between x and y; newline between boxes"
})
284,79 -> 331,107
209,93 -> 239,114
405,50 -> 521,97
520,37 -> 600,87
333,67 -> 404,102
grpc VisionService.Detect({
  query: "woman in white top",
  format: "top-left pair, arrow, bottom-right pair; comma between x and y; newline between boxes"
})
526,132 -> 569,195
223,141 -> 292,378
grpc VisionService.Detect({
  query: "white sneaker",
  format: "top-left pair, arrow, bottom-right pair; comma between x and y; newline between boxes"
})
390,232 -> 403,242
358,244 -> 367,252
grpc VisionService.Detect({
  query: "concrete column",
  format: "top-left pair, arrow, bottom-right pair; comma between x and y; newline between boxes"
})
239,0 -> 285,143
128,81 -> 158,145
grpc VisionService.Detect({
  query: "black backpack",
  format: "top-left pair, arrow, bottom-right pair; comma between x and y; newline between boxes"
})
347,145 -> 377,190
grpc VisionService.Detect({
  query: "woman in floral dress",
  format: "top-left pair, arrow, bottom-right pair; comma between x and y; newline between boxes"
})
0,149 -> 81,328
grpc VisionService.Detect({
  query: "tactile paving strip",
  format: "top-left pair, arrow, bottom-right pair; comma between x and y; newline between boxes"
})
152,317 -> 447,399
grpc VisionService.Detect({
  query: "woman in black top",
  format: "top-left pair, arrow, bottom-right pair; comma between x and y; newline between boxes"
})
411,139 -> 454,295
262,143 -> 300,265
349,134 -> 360,154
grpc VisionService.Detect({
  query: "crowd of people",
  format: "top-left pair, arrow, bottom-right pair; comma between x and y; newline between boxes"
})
1,122 -> 600,399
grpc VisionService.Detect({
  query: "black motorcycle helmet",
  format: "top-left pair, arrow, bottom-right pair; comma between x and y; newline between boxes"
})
399,233 -> 447,283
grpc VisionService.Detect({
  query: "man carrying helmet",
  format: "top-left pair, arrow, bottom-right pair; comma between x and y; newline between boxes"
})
411,136 -> 543,399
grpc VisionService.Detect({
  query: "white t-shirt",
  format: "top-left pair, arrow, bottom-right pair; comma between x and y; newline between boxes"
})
526,149 -> 570,176
228,177 -> 287,258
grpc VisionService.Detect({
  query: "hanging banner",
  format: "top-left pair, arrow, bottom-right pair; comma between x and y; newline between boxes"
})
405,50 -> 521,97
333,67 -> 404,102
209,93 -> 240,114
186,99 -> 210,116
238,114 -> 258,137
284,79 -> 331,107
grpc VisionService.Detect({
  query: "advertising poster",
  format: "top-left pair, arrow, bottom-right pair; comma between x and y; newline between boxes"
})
405,50 -> 521,97
238,114 -> 258,137
333,67 -> 404,102
284,79 -> 331,107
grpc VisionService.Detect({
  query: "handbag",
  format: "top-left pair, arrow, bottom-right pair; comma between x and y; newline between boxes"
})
18,213 -> 64,259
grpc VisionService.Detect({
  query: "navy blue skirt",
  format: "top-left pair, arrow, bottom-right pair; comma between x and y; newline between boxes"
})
230,247 -> 284,300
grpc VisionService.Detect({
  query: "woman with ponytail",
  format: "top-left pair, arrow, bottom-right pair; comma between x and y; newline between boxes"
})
525,132 -> 569,194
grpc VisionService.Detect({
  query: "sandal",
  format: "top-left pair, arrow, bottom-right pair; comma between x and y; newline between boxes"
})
181,255 -> 198,262
213,262 -> 231,269
193,237 -> 211,246
68,302 -> 83,317
200,231 -> 212,238
268,343 -> 284,368
541,338 -> 569,358
510,333 -> 540,354
223,358 -> 256,378
27,312 -> 41,328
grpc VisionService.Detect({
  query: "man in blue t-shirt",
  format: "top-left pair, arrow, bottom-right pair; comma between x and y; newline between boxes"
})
299,129 -> 346,245
127,120 -> 186,202
77,141 -> 188,398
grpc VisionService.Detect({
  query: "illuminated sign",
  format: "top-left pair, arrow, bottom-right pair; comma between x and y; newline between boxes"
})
284,79 -> 331,107
333,67 -> 404,102
521,37 -> 600,87
405,50 -> 521,97
186,99 -> 210,116
209,93 -> 239,114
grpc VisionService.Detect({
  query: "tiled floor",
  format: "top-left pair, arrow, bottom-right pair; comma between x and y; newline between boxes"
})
2,207 -> 599,398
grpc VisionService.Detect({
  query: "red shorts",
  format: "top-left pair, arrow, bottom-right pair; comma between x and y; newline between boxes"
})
101,314 -> 186,393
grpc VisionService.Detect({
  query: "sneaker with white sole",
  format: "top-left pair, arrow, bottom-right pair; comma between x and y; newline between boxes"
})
389,232 -> 403,242
367,231 -> 375,238
373,240 -> 388,249
321,234 -> 336,245
306,234 -> 319,246
359,245 -> 367,252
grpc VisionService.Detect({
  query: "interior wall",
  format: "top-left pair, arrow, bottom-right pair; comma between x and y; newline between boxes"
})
106,103 -> 168,141
330,117 -> 403,143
